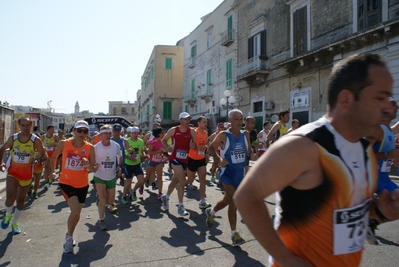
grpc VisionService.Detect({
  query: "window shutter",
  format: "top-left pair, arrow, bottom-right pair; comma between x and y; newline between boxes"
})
366,0 -> 381,27
228,15 -> 233,39
248,37 -> 253,59
294,6 -> 307,56
260,30 -> 266,56
358,0 -> 365,30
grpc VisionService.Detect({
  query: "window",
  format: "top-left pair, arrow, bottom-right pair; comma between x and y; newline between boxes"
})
206,69 -> 212,94
113,107 -> 117,115
226,59 -> 232,89
293,6 -> 307,56
253,101 -> 263,113
358,0 -> 382,30
163,101 -> 172,120
165,58 -> 172,70
185,105 -> 188,112
146,104 -> 150,117
207,32 -> 212,48
248,30 -> 266,59
191,44 -> 197,65
131,107 -> 134,114
121,106 -> 127,115
228,15 -> 233,40
191,78 -> 196,99
149,100 -> 153,115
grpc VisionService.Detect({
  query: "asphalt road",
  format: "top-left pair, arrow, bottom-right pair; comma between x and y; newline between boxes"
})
0,161 -> 399,267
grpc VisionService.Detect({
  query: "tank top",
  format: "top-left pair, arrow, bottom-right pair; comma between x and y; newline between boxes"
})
372,124 -> 396,193
148,138 -> 163,162
59,139 -> 92,188
258,130 -> 269,151
124,138 -> 144,165
188,128 -> 208,160
7,133 -> 37,180
170,126 -> 192,164
273,121 -> 287,141
43,134 -> 56,156
92,134 -> 101,145
220,130 -> 248,171
111,136 -> 125,163
270,117 -> 377,267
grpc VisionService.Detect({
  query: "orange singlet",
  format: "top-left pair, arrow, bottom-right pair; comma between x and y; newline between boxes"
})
188,128 -> 208,160
59,139 -> 91,188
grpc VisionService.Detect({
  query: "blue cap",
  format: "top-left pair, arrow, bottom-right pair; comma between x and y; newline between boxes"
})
113,124 -> 122,132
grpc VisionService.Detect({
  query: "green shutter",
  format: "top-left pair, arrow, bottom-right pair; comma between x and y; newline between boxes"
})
191,78 -> 195,99
185,105 -> 188,112
163,101 -> 172,120
226,59 -> 232,89
206,69 -> 212,94
165,58 -> 172,70
228,15 -> 233,40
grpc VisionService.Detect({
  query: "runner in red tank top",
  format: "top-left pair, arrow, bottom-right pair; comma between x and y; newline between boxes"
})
161,112 -> 196,217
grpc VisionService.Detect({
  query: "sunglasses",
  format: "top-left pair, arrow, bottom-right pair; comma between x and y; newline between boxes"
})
76,128 -> 89,134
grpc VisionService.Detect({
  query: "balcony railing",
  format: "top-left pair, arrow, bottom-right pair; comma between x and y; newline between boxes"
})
221,29 -> 234,46
236,56 -> 268,77
187,57 -> 196,69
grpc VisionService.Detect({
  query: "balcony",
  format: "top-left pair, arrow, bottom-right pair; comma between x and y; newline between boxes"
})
184,95 -> 197,107
221,29 -> 234,46
187,57 -> 196,69
198,89 -> 213,103
236,55 -> 269,86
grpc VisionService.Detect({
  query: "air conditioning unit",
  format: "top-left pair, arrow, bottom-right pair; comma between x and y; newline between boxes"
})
264,101 -> 275,110
211,106 -> 218,114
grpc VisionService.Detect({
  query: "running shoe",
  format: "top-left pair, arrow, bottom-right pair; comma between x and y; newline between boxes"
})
1,214 -> 11,229
366,226 -> 379,245
44,183 -> 50,190
11,222 -> 21,235
121,196 -> 129,204
161,195 -> 169,210
108,203 -> 118,214
145,179 -> 150,188
210,176 -> 216,184
98,220 -> 107,231
177,205 -> 189,216
131,191 -> 137,201
199,201 -> 212,209
152,183 -> 158,191
32,192 -> 38,199
186,184 -> 197,190
63,233 -> 74,253
139,186 -> 144,195
49,179 -> 53,186
232,232 -> 245,246
205,208 -> 215,228
157,192 -> 162,200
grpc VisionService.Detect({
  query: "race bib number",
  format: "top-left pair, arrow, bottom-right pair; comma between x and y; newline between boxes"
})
13,152 -> 31,164
176,149 -> 188,159
230,150 -> 245,164
198,149 -> 205,155
333,198 -> 372,255
152,154 -> 163,162
65,153 -> 84,171
102,160 -> 115,171
381,160 -> 393,172
45,146 -> 54,151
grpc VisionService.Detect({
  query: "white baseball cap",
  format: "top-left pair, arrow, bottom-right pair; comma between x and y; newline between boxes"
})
74,120 -> 89,129
127,126 -> 140,133
179,112 -> 191,119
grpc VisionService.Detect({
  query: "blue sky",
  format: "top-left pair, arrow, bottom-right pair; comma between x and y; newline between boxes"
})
0,0 -> 223,114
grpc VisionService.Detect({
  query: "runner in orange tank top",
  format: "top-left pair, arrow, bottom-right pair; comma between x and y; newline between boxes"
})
187,116 -> 210,209
50,120 -> 98,254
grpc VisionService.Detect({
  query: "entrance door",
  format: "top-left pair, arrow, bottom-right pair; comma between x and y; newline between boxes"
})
292,111 -> 309,127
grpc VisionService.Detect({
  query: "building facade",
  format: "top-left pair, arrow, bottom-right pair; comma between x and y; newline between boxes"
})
182,0 -> 237,131
137,45 -> 184,131
108,101 -> 136,124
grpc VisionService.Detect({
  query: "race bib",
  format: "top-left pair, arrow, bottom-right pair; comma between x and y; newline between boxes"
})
381,160 -> 393,172
176,149 -> 188,159
333,198 -> 372,255
65,153 -> 84,171
13,152 -> 31,164
152,154 -> 163,162
45,146 -> 54,151
230,150 -> 246,164
198,149 -> 205,155
102,160 -> 115,171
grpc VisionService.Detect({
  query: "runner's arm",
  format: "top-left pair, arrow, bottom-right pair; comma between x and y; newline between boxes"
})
265,122 -> 280,147
0,135 -> 13,164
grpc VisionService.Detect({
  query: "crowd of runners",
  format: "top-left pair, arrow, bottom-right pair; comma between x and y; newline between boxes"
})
2,53 -> 399,266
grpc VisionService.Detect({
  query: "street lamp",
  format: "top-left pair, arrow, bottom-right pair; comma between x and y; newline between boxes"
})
220,90 -> 236,118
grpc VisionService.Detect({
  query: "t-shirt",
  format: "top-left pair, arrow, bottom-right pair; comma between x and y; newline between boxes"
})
124,138 -> 145,165
94,141 -> 121,180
